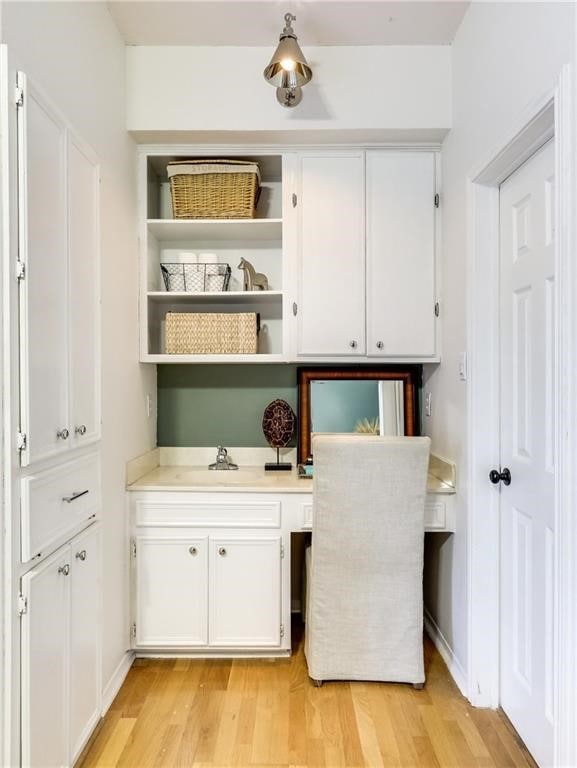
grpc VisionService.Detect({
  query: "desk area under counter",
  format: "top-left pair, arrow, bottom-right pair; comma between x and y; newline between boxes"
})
126,449 -> 456,656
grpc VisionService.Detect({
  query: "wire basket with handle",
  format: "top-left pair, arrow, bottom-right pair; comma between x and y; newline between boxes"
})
161,263 -> 231,293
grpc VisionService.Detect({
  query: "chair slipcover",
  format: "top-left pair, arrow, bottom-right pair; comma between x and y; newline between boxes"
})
305,434 -> 430,685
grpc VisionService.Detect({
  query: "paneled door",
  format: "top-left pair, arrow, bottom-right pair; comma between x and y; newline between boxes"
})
17,71 -> 68,465
499,140 -> 555,767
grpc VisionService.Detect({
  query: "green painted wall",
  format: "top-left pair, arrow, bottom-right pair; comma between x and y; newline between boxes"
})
157,365 -> 298,447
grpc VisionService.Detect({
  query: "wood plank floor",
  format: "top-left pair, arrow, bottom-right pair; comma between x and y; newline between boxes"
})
79,622 -> 537,768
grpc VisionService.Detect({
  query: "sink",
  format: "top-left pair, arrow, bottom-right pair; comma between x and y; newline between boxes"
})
171,468 -> 264,485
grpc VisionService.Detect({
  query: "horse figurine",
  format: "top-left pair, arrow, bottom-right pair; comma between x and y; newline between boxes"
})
238,258 -> 269,291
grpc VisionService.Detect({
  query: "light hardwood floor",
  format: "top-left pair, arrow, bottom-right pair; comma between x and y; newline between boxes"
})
79,623 -> 537,768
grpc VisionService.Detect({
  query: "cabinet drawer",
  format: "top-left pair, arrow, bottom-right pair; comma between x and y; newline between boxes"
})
134,499 -> 281,528
424,500 -> 446,530
21,454 -> 101,562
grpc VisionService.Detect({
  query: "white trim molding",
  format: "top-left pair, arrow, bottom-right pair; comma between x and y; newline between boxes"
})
424,609 -> 467,697
101,651 -> 135,716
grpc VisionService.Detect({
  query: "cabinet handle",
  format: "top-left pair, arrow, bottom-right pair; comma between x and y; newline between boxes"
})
218,547 -> 227,556
56,428 -> 69,440
58,564 -> 70,576
75,425 -> 87,436
349,340 -> 357,349
75,550 -> 87,561
189,546 -> 197,556
62,489 -> 89,503
376,341 -> 384,350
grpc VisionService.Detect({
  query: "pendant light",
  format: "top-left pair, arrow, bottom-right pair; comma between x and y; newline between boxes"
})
263,13 -> 312,107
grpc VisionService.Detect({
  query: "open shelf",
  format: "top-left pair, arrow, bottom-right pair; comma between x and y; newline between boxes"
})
147,219 -> 282,243
147,291 -> 283,305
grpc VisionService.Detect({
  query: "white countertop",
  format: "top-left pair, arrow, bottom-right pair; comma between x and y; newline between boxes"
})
127,465 -> 456,495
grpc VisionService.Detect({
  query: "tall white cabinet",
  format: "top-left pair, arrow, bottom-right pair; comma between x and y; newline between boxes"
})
14,71 -> 102,768
17,72 -> 100,467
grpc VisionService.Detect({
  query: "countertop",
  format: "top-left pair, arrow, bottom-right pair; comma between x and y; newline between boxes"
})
127,465 -> 456,495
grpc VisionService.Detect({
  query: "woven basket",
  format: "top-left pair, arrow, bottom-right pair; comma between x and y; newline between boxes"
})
165,312 -> 258,354
168,159 -> 260,219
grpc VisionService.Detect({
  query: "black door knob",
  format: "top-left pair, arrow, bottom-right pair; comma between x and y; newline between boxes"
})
489,468 -> 511,486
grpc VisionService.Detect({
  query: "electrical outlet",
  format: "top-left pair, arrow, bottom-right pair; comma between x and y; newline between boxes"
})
425,392 -> 432,417
146,394 -> 152,418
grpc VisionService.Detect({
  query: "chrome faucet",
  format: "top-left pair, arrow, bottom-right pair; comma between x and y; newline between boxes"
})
208,446 -> 238,470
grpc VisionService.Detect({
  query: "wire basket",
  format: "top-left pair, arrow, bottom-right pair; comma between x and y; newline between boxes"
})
161,263 -> 231,293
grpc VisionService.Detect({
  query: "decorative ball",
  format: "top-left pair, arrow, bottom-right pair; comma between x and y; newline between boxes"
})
262,399 -> 295,448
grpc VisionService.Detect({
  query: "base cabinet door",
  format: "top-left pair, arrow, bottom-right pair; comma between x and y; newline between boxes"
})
69,525 -> 101,763
135,536 -> 208,647
21,548 -> 69,768
209,536 -> 282,647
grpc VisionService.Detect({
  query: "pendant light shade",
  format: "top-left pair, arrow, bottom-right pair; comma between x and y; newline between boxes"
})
264,13 -> 312,107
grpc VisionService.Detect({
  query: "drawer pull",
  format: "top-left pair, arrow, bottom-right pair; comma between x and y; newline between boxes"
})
75,425 -> 87,436
58,564 -> 70,576
218,547 -> 227,556
75,550 -> 87,561
189,546 -> 197,556
62,489 -> 89,503
56,428 -> 69,440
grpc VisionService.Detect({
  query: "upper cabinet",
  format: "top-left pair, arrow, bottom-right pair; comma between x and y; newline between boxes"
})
297,149 -> 438,361
297,152 -> 366,356
140,150 -> 296,363
17,73 -> 100,466
138,147 -> 438,364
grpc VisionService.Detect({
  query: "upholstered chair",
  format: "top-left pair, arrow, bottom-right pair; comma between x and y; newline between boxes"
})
304,434 -> 431,687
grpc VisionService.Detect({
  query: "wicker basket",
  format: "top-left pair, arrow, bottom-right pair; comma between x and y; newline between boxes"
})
165,312 -> 259,354
167,159 -> 260,219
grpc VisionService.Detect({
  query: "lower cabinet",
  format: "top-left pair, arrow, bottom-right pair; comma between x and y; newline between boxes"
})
134,532 -> 282,650
20,524 -> 101,767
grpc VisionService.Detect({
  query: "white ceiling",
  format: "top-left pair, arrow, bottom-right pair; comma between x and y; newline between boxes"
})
107,1 -> 470,47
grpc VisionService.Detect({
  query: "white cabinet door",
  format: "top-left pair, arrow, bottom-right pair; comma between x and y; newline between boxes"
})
209,536 -> 282,647
298,153 -> 365,356
69,525 -> 101,764
135,536 -> 208,647
68,136 -> 100,447
21,546 -> 70,768
17,72 -> 69,465
366,151 -> 436,357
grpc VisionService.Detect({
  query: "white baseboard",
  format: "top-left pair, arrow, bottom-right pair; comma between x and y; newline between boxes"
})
424,609 -> 468,697
101,651 -> 135,716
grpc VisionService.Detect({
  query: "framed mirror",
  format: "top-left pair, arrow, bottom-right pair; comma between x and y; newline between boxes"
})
297,366 -> 421,463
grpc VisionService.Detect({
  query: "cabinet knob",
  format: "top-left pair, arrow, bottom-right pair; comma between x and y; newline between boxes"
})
349,340 -> 357,349
75,550 -> 87,561
75,425 -> 87,436
189,546 -> 197,556
58,564 -> 70,576
376,341 -> 384,349
218,547 -> 227,556
56,428 -> 69,440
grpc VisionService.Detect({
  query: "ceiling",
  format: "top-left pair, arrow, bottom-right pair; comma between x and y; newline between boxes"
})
107,0 -> 470,46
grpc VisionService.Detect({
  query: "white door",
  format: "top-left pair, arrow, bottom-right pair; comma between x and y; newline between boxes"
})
68,135 -> 100,447
499,140 -> 555,767
209,536 -> 281,647
69,525 -> 101,763
21,546 -> 70,768
135,536 -> 208,646
17,72 -> 69,465
298,153 -> 365,356
366,151 -> 436,357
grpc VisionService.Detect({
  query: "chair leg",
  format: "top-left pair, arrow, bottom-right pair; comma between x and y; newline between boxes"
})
312,678 -> 324,687
412,682 -> 425,690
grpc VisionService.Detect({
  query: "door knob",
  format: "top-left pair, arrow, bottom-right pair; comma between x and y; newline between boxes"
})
58,564 -> 70,576
189,546 -> 197,556
75,550 -> 87,561
376,341 -> 384,350
56,428 -> 69,440
75,425 -> 87,436
489,468 -> 511,486
218,547 -> 227,556
349,340 -> 357,349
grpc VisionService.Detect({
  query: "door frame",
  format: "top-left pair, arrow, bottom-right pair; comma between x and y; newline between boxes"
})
466,64 -> 577,767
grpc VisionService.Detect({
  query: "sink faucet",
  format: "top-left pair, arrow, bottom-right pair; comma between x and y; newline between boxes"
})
208,446 -> 238,470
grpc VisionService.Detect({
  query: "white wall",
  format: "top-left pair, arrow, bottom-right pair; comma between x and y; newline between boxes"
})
424,0 -> 575,682
0,0 -> 156,701
127,45 -> 451,141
